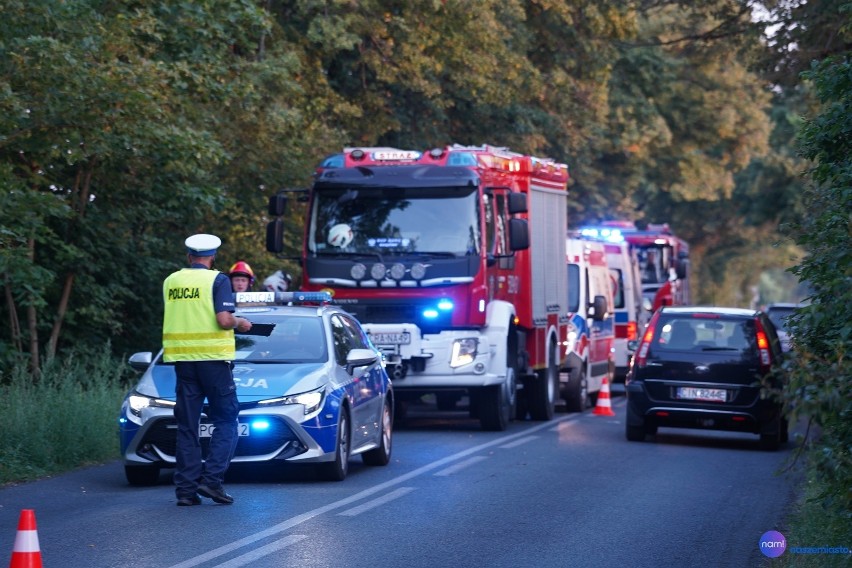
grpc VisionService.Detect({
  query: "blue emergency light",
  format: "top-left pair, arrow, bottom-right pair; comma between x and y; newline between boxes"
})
423,299 -> 454,319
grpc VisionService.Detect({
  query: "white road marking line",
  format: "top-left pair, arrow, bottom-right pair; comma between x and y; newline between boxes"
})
433,456 -> 488,476
499,435 -> 539,448
210,535 -> 307,568
167,414 -> 574,568
338,487 -> 416,516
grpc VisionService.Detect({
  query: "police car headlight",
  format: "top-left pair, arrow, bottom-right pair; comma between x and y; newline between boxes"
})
450,338 -> 478,368
259,386 -> 325,414
128,392 -> 176,417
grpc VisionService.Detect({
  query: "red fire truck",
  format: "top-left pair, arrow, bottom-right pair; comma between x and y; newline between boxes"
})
266,144 -> 570,430
582,221 -> 691,312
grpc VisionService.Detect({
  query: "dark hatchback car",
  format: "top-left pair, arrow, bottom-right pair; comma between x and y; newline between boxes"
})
625,306 -> 787,450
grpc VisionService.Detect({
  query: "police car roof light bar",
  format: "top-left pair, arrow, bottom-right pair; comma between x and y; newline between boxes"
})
235,291 -> 332,306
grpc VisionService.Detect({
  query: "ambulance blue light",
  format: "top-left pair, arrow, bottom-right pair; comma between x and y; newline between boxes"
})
437,299 -> 454,311
251,420 -> 270,432
580,227 -> 624,243
423,309 -> 439,319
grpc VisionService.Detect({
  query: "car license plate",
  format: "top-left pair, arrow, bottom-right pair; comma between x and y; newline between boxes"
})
199,423 -> 250,437
676,387 -> 727,402
369,332 -> 411,345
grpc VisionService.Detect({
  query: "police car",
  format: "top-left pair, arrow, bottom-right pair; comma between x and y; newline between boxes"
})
119,291 -> 393,484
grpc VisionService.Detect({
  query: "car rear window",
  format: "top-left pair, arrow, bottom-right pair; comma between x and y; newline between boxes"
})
653,316 -> 756,354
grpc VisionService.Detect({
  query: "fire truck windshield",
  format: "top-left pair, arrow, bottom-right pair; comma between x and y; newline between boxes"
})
308,186 -> 481,257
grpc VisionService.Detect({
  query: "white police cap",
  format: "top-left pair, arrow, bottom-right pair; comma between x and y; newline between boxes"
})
185,234 -> 222,257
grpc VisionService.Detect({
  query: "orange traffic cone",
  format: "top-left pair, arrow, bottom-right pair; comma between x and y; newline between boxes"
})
593,377 -> 616,416
9,509 -> 42,568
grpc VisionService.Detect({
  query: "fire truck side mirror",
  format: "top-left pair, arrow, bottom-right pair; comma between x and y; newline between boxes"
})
266,218 -> 284,253
675,258 -> 689,279
508,218 -> 529,251
268,194 -> 288,216
507,192 -> 528,214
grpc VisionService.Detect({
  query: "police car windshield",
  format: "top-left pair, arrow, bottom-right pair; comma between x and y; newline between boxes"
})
308,186 -> 481,257
234,315 -> 327,363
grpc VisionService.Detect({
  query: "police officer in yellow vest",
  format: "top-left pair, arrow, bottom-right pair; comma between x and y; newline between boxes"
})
163,233 -> 252,506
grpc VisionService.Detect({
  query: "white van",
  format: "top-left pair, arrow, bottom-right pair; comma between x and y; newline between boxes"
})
562,238 -> 615,412
603,241 -> 649,382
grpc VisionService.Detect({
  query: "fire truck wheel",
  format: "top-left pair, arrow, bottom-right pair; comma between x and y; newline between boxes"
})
478,385 -> 509,431
528,340 -> 558,421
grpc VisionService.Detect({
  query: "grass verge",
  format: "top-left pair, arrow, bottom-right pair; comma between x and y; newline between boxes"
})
0,347 -> 132,485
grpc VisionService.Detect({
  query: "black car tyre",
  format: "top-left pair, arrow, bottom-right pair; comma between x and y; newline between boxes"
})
759,418 -> 781,451
626,422 -> 647,442
321,406 -> 351,480
125,465 -> 160,486
362,398 -> 393,466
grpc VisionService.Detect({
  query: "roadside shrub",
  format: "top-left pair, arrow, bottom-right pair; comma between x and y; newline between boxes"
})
0,345 -> 132,485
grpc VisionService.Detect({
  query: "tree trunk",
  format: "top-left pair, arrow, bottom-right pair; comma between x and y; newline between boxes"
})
27,238 -> 40,377
47,273 -> 75,359
4,276 -> 22,353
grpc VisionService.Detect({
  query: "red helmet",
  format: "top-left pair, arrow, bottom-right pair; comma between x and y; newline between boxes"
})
229,261 -> 255,284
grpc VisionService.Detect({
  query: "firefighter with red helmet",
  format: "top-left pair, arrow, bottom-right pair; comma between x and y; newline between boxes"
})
228,261 -> 255,293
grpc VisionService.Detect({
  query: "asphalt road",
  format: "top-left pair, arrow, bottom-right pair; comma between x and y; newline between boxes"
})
1,388 -> 802,568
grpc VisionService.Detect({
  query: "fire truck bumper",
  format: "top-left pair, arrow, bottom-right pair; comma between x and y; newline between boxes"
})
364,324 -> 504,388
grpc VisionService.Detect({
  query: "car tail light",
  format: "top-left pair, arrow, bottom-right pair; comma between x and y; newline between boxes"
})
634,312 -> 660,368
755,319 -> 772,373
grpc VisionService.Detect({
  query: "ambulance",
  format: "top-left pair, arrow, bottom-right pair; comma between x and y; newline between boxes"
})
602,240 -> 648,382
562,237 -> 615,412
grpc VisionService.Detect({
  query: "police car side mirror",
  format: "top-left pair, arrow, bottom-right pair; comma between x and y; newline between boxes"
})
346,348 -> 379,375
128,352 -> 153,372
627,340 -> 639,353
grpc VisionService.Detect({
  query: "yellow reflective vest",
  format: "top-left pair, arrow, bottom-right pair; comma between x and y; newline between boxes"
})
162,268 -> 234,362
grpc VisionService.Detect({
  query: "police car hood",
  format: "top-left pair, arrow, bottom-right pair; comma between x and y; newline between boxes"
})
136,362 -> 328,402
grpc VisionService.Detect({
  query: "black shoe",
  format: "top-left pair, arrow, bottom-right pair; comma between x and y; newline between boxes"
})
176,495 -> 202,507
197,484 -> 234,504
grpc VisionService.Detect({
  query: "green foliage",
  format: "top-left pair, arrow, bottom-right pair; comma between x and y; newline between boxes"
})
785,54 -> 852,522
0,344 -> 133,485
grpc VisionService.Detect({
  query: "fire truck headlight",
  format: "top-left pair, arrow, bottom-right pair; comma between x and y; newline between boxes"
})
390,263 -> 406,280
450,338 -> 478,368
370,263 -> 387,280
351,263 -> 367,280
410,263 -> 427,280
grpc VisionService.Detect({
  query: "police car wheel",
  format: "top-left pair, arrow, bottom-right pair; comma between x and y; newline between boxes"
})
362,398 -> 392,466
321,407 -> 351,481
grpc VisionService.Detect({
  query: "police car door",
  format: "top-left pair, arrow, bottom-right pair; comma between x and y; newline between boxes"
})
330,314 -> 383,446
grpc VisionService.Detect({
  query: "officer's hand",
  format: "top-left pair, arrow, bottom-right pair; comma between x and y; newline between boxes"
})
235,317 -> 252,332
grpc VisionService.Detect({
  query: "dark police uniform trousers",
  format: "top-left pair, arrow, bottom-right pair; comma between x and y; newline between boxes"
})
173,360 -> 239,498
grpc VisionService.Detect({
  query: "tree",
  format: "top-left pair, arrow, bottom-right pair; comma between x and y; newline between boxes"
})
787,53 -> 852,518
